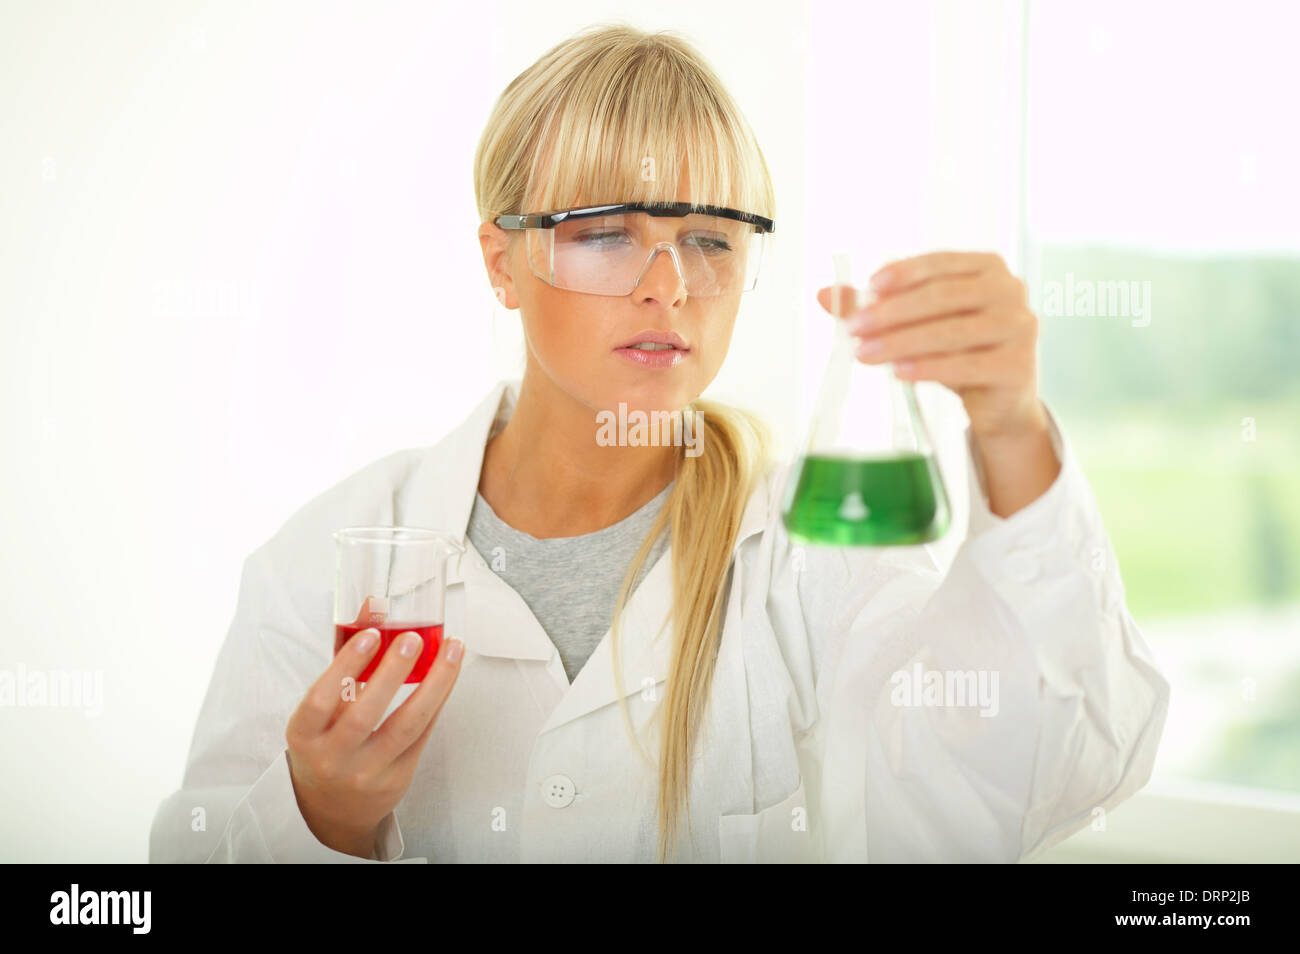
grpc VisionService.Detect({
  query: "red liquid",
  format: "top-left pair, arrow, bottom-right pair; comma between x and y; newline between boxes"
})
334,622 -> 443,683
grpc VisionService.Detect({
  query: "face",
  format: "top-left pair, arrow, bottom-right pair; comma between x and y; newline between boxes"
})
477,177 -> 743,416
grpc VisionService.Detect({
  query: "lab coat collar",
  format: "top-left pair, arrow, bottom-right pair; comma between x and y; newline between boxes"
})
396,377 -> 775,559
393,378 -> 776,732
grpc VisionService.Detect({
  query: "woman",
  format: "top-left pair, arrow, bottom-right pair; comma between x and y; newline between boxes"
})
150,23 -> 1169,863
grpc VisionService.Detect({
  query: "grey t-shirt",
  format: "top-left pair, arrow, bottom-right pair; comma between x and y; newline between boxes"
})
466,481 -> 673,684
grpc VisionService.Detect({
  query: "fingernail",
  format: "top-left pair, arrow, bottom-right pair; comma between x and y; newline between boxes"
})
857,337 -> 884,356
355,629 -> 378,653
870,269 -> 892,291
446,637 -> 464,663
399,632 -> 422,657
851,306 -> 876,327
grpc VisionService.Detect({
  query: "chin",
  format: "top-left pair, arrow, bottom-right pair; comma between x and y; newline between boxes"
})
609,375 -> 695,410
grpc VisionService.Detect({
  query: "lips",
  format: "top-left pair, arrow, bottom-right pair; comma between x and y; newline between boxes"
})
613,329 -> 690,369
614,345 -> 687,368
615,329 -> 689,350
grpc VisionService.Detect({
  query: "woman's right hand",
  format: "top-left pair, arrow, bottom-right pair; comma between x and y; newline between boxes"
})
285,597 -> 464,858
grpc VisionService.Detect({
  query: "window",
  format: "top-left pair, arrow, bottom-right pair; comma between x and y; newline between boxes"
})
1022,0 -> 1300,858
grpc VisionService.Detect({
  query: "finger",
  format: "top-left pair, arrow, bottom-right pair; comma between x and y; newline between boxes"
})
379,689 -> 446,787
870,251 -> 1003,295
329,629 -> 426,747
855,274 -> 1003,331
290,625 -> 384,741
854,311 -> 1013,364
318,594 -> 392,730
814,283 -> 872,318
366,632 -> 464,767
375,707 -> 441,793
892,342 -> 1015,388
353,594 -> 388,629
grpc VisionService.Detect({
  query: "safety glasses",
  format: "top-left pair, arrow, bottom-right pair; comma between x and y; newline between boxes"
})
494,202 -> 775,297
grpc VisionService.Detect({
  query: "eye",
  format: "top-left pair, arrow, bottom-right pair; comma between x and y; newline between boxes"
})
572,229 -> 632,248
685,233 -> 734,253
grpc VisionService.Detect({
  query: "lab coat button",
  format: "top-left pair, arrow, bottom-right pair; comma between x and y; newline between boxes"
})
1004,548 -> 1039,583
541,774 -> 576,808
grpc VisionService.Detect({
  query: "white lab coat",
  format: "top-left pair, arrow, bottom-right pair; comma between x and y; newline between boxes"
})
150,377 -> 1170,863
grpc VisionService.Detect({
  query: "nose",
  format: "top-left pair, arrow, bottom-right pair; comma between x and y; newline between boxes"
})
632,242 -> 688,300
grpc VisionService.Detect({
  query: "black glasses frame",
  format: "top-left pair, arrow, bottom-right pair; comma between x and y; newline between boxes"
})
494,202 -> 775,234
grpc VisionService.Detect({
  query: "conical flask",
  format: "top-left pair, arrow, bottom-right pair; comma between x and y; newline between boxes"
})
782,252 -> 951,546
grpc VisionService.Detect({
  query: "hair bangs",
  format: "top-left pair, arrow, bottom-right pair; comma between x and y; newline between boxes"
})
520,43 -> 769,222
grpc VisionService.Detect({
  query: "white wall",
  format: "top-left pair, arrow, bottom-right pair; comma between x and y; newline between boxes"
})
0,0 -> 1025,861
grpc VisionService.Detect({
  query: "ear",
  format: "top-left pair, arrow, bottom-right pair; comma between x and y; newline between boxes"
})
478,221 -> 520,309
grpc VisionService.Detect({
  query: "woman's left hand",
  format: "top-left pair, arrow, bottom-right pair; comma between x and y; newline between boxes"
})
816,251 -> 1061,516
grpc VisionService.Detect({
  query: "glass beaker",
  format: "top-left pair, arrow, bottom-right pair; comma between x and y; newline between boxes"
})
332,527 -> 464,683
782,252 -> 951,546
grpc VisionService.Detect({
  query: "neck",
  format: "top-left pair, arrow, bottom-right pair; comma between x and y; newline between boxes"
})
478,370 -> 679,538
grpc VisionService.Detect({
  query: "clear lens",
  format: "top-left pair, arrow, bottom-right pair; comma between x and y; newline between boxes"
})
525,212 -> 765,296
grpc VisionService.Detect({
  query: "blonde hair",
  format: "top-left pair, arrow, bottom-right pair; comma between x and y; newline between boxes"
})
473,22 -> 776,862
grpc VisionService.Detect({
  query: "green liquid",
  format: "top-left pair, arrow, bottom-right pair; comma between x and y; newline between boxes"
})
782,453 -> 949,546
